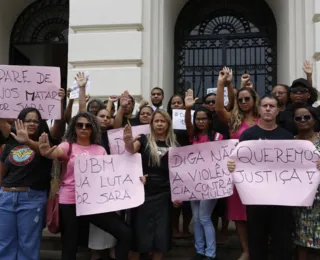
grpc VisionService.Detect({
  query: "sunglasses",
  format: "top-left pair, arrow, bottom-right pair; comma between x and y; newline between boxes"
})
75,122 -> 93,129
238,97 -> 251,103
291,87 -> 309,93
204,100 -> 216,105
294,115 -> 312,122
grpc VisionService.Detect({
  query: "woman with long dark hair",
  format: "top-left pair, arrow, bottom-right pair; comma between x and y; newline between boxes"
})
39,112 -> 132,260
0,107 -> 54,259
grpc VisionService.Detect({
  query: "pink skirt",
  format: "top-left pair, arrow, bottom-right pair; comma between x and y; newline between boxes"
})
227,187 -> 247,221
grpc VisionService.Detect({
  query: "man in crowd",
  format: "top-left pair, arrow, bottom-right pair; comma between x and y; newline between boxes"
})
150,87 -> 164,110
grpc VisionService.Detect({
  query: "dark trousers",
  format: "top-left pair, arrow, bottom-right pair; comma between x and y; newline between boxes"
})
60,204 -> 131,260
246,205 -> 293,260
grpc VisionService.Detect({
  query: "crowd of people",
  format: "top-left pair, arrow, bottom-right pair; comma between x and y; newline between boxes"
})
0,61 -> 319,260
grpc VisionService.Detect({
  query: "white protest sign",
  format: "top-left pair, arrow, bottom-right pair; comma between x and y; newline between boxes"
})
74,153 -> 145,216
69,71 -> 91,99
169,140 -> 238,201
207,88 -> 229,106
172,109 -> 195,130
107,124 -> 150,154
0,65 -> 61,119
231,140 -> 320,206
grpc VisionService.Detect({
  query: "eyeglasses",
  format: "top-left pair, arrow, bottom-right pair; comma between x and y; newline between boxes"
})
290,87 -> 309,94
204,100 -> 216,105
195,117 -> 209,122
294,115 -> 312,122
24,120 -> 40,125
238,97 -> 251,103
75,122 -> 93,129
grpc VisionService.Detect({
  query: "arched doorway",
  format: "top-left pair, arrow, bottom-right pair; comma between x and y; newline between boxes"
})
174,0 -> 277,98
9,0 -> 69,88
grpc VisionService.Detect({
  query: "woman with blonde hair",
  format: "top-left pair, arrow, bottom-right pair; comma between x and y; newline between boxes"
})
215,68 -> 260,260
123,110 -> 180,260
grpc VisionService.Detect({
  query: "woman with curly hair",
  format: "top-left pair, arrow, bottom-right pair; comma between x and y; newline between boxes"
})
215,69 -> 260,260
39,112 -> 131,260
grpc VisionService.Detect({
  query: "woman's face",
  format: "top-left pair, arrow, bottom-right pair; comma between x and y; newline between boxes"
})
195,111 -> 210,131
294,108 -> 315,132
123,99 -> 134,115
203,95 -> 216,111
75,117 -> 92,139
171,96 -> 184,109
272,85 -> 288,106
238,90 -> 254,112
24,112 -> 39,136
152,113 -> 169,136
139,107 -> 153,125
290,85 -> 311,104
88,102 -> 100,115
96,109 -> 111,129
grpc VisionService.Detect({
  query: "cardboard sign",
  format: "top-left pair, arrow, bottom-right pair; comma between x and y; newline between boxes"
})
172,109 -> 195,130
74,153 -> 145,216
231,140 -> 320,206
0,65 -> 61,119
169,140 -> 238,201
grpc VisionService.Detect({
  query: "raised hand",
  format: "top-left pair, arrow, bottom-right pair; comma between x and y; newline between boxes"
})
184,89 -> 198,109
58,88 -> 66,100
120,90 -> 131,107
123,124 -> 140,145
10,120 -> 29,144
303,60 -> 313,75
39,133 -> 57,157
241,74 -> 253,88
109,96 -> 119,103
223,67 -> 233,83
75,72 -> 88,88
85,95 -> 91,103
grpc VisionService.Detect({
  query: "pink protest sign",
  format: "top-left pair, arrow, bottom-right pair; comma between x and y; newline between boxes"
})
107,124 -> 150,154
74,153 -> 145,216
0,65 -> 61,119
231,140 -> 320,206
169,140 -> 238,201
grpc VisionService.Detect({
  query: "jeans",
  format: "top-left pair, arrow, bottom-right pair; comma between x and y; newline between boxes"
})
60,204 -> 131,260
191,199 -> 217,258
0,187 -> 47,260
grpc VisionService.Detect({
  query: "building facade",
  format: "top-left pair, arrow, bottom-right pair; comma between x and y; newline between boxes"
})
1,0 -> 320,107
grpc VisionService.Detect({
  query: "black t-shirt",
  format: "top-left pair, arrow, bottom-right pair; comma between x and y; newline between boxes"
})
138,134 -> 170,195
174,129 -> 190,147
101,131 -> 110,154
239,125 -> 294,142
121,117 -> 139,127
1,136 -> 53,190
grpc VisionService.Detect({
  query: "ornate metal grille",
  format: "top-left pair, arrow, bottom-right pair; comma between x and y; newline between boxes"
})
10,0 -> 69,44
175,13 -> 277,97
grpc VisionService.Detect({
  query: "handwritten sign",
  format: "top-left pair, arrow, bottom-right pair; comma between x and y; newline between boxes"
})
169,140 -> 238,201
231,140 -> 320,206
74,153 -> 145,216
172,109 -> 195,130
107,124 -> 150,154
207,88 -> 229,106
0,65 -> 61,119
69,71 -> 91,99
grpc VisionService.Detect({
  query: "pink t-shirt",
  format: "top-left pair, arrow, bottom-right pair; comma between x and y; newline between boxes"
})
58,142 -> 107,204
191,132 -> 224,144
230,120 -> 259,139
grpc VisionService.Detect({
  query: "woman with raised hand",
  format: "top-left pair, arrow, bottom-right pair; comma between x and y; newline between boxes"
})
123,109 -> 179,260
114,90 -> 138,128
215,67 -> 260,260
38,112 -> 131,260
0,107 -> 55,260
184,88 -> 223,260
